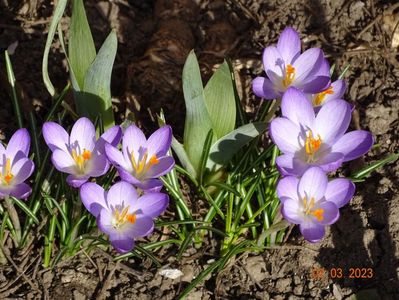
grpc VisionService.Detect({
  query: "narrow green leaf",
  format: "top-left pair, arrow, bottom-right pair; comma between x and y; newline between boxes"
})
44,83 -> 70,122
205,182 -> 241,197
11,197 -> 39,225
156,220 -> 209,226
207,122 -> 268,170
338,64 -> 351,80
351,153 -> 399,180
182,50 -> 213,174
69,0 -> 96,90
177,231 -> 195,260
227,59 -> 247,127
233,174 -> 262,228
171,137 -> 197,178
204,61 -> 236,138
160,177 -> 191,219
44,215 -> 57,267
178,259 -> 222,299
200,185 -> 225,220
141,239 -> 182,250
5,51 -> 23,128
134,245 -> 161,267
257,220 -> 290,246
42,0 -> 67,96
80,30 -> 117,128
198,129 -> 214,185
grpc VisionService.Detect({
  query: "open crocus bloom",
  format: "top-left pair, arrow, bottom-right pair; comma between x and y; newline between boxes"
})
0,129 -> 34,199
277,167 -> 355,242
252,27 -> 330,100
105,125 -> 175,192
43,117 -> 122,188
309,79 -> 346,108
270,87 -> 374,176
80,181 -> 169,253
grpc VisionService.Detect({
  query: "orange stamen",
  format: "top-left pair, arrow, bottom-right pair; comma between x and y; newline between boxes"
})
2,158 -> 14,185
130,151 -> 158,178
113,205 -> 137,228
303,197 -> 324,222
312,209 -> 324,221
126,214 -> 136,224
313,86 -> 334,106
82,149 -> 92,160
305,131 -> 322,157
283,64 -> 295,87
71,148 -> 91,173
150,155 -> 159,165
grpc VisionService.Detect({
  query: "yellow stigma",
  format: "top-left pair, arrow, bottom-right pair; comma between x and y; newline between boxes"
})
313,86 -> 334,106
305,131 -> 322,161
113,206 -> 136,228
1,158 -> 14,185
283,64 -> 295,87
71,148 -> 92,173
303,197 -> 324,222
130,151 -> 159,177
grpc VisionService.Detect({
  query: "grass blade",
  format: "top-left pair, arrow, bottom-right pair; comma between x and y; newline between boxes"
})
5,50 -> 23,128
11,197 -> 39,225
351,152 -> 399,180
198,129 -> 213,186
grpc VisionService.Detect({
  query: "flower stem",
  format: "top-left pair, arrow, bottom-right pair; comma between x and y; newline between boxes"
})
4,196 -> 21,246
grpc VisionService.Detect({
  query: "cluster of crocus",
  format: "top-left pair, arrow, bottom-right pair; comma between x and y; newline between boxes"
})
43,118 -> 174,252
253,27 -> 374,242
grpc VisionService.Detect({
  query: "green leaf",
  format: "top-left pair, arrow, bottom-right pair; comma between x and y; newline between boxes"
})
204,60 -> 236,138
351,152 -> 399,180
79,30 -> 117,128
257,220 -> 290,246
205,182 -> 241,197
5,51 -> 23,128
182,50 -> 213,174
69,0 -> 96,90
198,129 -> 214,185
338,64 -> 351,80
171,137 -> 197,178
42,0 -> 67,96
11,197 -> 39,225
207,122 -> 268,170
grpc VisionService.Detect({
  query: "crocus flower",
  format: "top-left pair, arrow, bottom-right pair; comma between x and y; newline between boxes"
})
80,181 -> 169,253
270,87 -> 374,176
0,129 -> 34,199
277,167 -> 355,242
43,117 -> 122,188
105,125 -> 175,192
252,27 -> 330,100
309,79 -> 346,108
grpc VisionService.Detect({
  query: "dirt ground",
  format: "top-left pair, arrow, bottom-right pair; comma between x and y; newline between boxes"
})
0,0 -> 398,299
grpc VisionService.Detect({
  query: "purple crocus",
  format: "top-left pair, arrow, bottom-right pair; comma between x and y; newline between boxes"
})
43,117 -> 122,188
80,181 -> 169,253
277,167 -> 355,242
252,27 -> 330,100
105,125 -> 175,192
270,87 -> 374,176
0,129 -> 34,199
